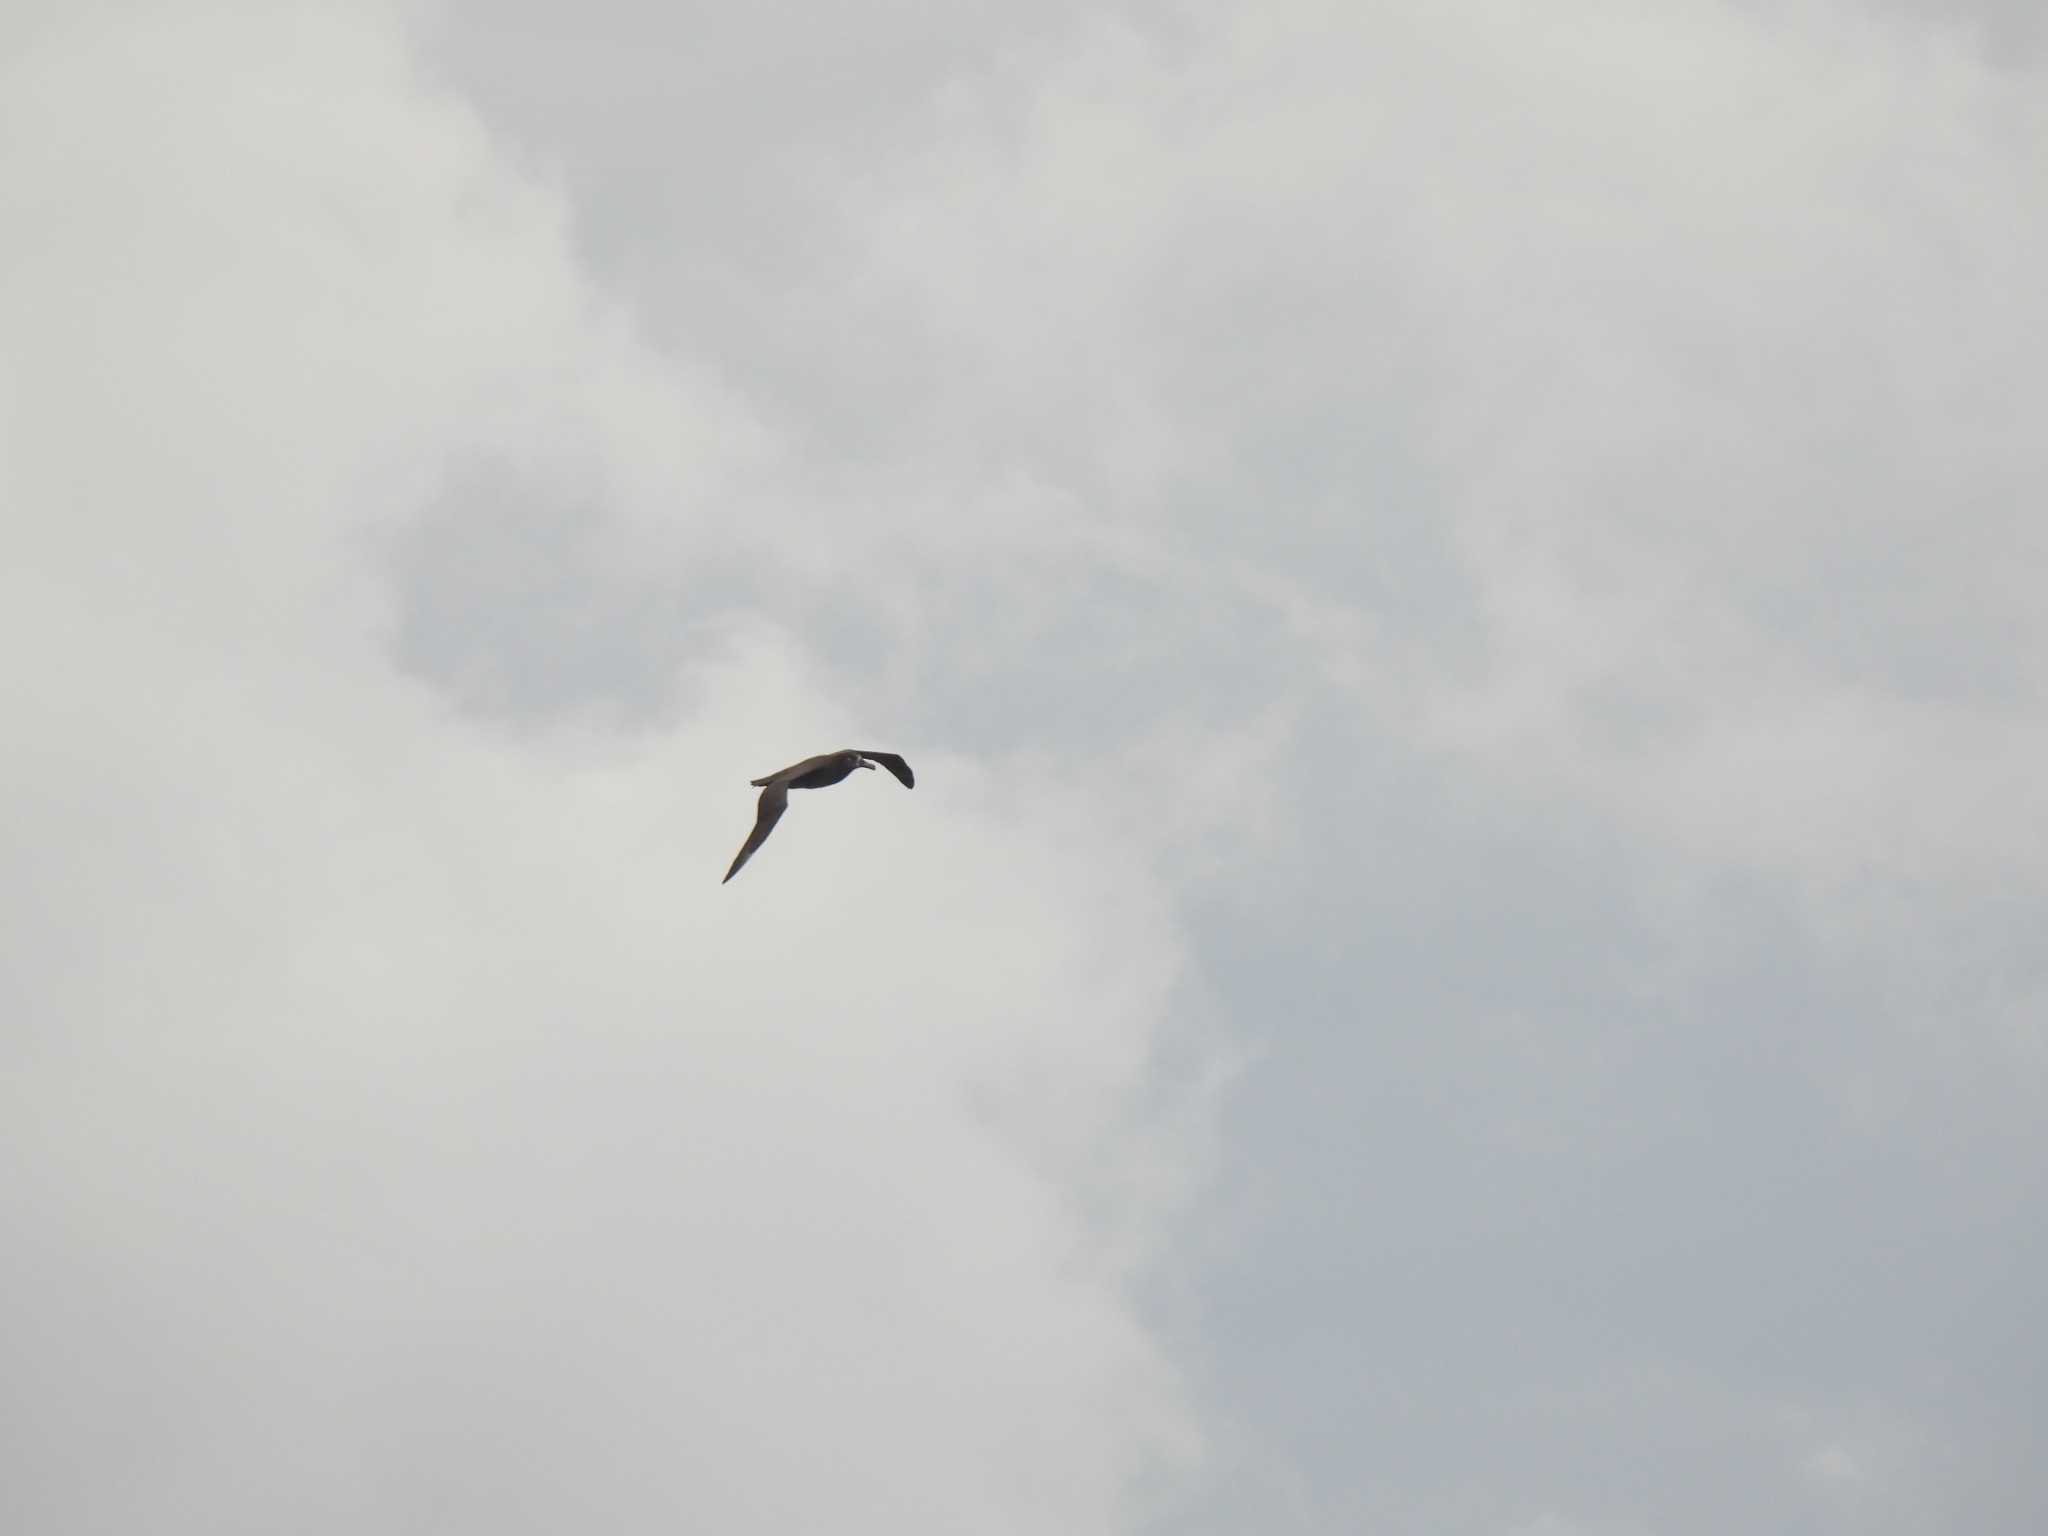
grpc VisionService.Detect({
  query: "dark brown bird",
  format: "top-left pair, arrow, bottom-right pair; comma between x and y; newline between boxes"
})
722,750 -> 915,884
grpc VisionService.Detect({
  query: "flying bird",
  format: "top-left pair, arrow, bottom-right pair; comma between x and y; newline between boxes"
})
722,749 -> 915,884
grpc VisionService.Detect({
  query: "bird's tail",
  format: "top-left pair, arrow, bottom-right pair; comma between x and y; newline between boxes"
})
749,775 -> 774,787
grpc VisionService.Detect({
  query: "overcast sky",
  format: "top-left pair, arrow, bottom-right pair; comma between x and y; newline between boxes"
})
4,1 -> 2044,1532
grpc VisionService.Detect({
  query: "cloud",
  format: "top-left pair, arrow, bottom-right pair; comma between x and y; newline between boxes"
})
10,0 -> 2048,1532
493,2 -> 2041,1529
0,6 -> 1209,1532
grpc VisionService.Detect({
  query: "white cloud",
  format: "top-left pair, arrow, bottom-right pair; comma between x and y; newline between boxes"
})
0,6 -> 1207,1531
11,0 -> 2048,1531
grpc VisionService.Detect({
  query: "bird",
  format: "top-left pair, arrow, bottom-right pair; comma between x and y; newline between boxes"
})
722,749 -> 915,884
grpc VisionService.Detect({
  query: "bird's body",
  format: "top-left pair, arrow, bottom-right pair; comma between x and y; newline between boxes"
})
722,749 -> 914,883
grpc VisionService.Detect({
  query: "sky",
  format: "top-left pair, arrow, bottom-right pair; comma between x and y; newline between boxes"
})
2,1 -> 2043,1532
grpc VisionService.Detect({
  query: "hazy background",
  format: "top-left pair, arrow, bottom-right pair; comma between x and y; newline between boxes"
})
4,1 -> 2043,1531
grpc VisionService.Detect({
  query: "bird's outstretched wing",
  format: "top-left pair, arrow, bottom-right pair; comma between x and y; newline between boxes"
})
861,752 -> 914,789
723,780 -> 790,883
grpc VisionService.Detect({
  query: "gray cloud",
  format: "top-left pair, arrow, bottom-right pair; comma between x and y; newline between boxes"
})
7,1 -> 2045,1533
